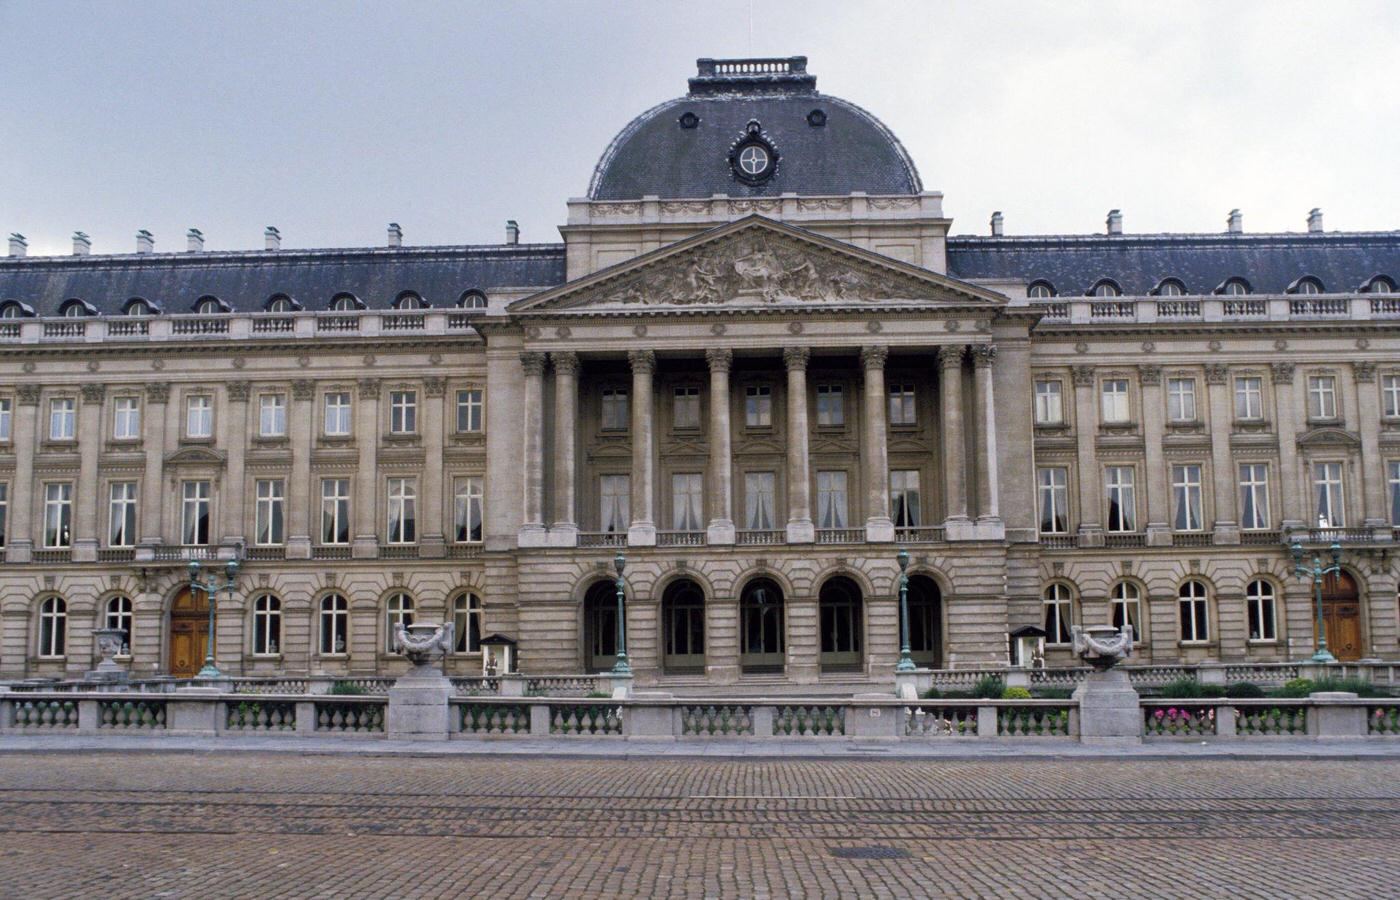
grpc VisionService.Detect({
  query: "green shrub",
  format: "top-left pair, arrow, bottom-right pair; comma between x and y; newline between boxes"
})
1226,681 -> 1265,698
1198,684 -> 1226,698
329,680 -> 366,695
1000,686 -> 1033,700
1277,677 -> 1314,698
1310,676 -> 1389,698
584,691 -> 612,699
921,686 -> 941,699
940,689 -> 972,699
970,675 -> 1006,699
1031,687 -> 1074,700
1158,677 -> 1206,698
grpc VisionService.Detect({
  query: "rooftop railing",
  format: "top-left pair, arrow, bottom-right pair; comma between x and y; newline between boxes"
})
0,309 -> 480,346
1033,292 -> 1400,327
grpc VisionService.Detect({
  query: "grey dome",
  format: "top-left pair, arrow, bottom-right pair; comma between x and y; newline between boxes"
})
588,57 -> 922,201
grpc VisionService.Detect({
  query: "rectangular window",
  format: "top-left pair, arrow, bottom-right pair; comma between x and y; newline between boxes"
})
321,478 -> 350,544
601,388 -> 629,431
258,394 -> 287,437
49,397 -> 75,441
1239,464 -> 1271,530
1043,587 -> 1073,645
671,473 -> 703,531
255,479 -> 285,545
389,391 -> 417,434
1234,377 -> 1263,420
186,396 -> 213,438
744,386 -> 772,428
1034,380 -> 1063,425
456,389 -> 483,433
324,392 -> 352,436
816,470 -> 848,529
744,472 -> 776,530
672,387 -> 700,430
1179,585 -> 1210,643
1100,379 -> 1130,423
453,476 -> 484,543
0,398 -> 11,441
1384,375 -> 1400,419
1314,462 -> 1345,528
1038,467 -> 1069,534
1167,378 -> 1197,422
181,480 -> 210,545
1247,583 -> 1277,642
600,474 -> 630,532
1172,464 -> 1204,531
108,482 -> 137,547
113,397 -> 141,440
815,385 -> 843,427
43,483 -> 72,548
888,384 -> 916,426
1105,466 -> 1137,532
386,477 -> 417,543
1308,375 -> 1338,420
890,470 -> 921,528
1390,462 -> 1400,527
0,483 -> 8,547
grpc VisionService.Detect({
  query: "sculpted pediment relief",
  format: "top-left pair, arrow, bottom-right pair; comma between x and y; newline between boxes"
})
1297,427 -> 1361,449
165,446 -> 226,467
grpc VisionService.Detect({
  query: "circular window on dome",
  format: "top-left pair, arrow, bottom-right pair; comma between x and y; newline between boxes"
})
678,111 -> 699,129
738,145 -> 769,176
729,121 -> 779,186
807,108 -> 827,127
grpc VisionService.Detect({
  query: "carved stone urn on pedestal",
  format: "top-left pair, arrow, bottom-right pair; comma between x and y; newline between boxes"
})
85,627 -> 129,684
387,621 -> 455,741
1070,624 -> 1141,745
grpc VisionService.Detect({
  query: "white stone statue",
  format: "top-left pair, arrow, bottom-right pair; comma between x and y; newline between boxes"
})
1072,624 -> 1133,670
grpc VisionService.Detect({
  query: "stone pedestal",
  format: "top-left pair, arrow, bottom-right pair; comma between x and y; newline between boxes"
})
1071,668 -> 1142,746
387,672 -> 451,741
894,669 -> 932,700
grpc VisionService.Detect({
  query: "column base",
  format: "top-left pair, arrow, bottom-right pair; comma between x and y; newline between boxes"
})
627,522 -> 657,546
1145,524 -> 1173,547
517,524 -> 548,548
71,539 -> 98,562
1211,523 -> 1241,546
418,535 -> 446,558
1076,526 -> 1105,548
706,520 -> 736,545
972,517 -> 1005,541
785,519 -> 815,544
864,517 -> 895,543
942,516 -> 977,541
352,536 -> 380,559
4,540 -> 31,564
285,536 -> 312,560
545,524 -> 578,547
705,663 -> 740,684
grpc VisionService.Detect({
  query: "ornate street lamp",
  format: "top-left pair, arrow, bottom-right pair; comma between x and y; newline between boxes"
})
895,548 -> 916,672
611,551 -> 631,676
187,558 -> 240,679
1290,540 -> 1341,664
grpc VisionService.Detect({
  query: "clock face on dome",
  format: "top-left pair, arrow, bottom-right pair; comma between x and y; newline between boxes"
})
729,120 -> 779,186
737,145 -> 770,177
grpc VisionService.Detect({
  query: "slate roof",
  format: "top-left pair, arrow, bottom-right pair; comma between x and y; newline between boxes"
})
0,245 -> 567,316
588,58 -> 921,201
946,232 -> 1400,295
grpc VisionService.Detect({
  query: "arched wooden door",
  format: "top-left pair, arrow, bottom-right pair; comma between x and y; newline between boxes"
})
1319,571 -> 1363,661
168,587 -> 210,677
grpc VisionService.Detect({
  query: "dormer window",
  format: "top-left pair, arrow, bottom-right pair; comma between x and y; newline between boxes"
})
0,303 -> 23,319
265,294 -> 299,313
330,293 -> 362,312
1028,281 -> 1055,299
1219,279 -> 1251,296
1154,278 -> 1186,297
458,290 -> 488,310
1290,277 -> 1324,295
124,298 -> 155,316
194,296 -> 227,315
1090,280 -> 1121,297
393,292 -> 426,310
59,300 -> 91,318
1364,276 -> 1395,294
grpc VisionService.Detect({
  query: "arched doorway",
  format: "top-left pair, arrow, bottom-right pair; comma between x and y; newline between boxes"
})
661,579 -> 706,673
818,576 -> 863,671
904,575 -> 943,668
740,578 -> 785,673
168,587 -> 209,677
582,581 -> 619,672
1320,570 -> 1363,661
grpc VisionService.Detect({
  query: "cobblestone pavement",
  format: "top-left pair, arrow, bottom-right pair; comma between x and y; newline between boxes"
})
0,753 -> 1395,899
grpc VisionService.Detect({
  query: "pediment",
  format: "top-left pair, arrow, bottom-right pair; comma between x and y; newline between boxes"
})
512,215 -> 1007,314
1297,427 -> 1361,449
165,446 -> 226,467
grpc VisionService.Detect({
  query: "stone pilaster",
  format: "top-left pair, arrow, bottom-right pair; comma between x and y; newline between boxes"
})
860,346 -> 893,542
705,348 -> 735,545
627,349 -> 657,546
1205,364 -> 1239,543
138,382 -> 169,547
73,382 -> 105,561
518,352 -> 547,546
1353,361 -> 1387,527
221,380 -> 250,548
352,377 -> 381,558
420,376 -> 446,557
783,346 -> 814,543
939,345 -> 971,534
286,379 -> 315,558
1139,365 -> 1171,546
972,344 -> 1003,537
1270,363 -> 1304,528
5,384 -> 39,562
1070,364 -> 1102,543
550,352 -> 579,544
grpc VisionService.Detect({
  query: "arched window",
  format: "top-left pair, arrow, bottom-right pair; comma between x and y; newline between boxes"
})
1109,582 -> 1141,641
330,293 -> 361,312
452,592 -> 482,654
1291,277 -> 1324,295
1027,281 -> 1055,299
0,302 -> 24,319
1365,276 -> 1395,294
661,579 -> 706,672
60,299 -> 90,318
1246,579 -> 1277,642
1090,280 -> 1121,297
393,292 -> 425,310
124,298 -> 155,316
1154,278 -> 1186,297
739,578 -> 785,672
105,596 -> 133,657
818,576 -> 864,671
458,290 -> 488,310
38,597 -> 66,658
582,580 -> 619,672
903,574 -> 943,667
252,594 -> 282,656
265,295 -> 296,313
1219,279 -> 1250,296
194,297 -> 225,314
319,594 -> 349,655
1042,584 -> 1074,645
1178,581 -> 1210,642
384,592 -> 415,653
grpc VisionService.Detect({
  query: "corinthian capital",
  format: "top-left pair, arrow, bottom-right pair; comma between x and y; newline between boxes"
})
971,344 -> 997,368
628,349 -> 656,375
705,347 -> 733,371
860,346 -> 888,371
551,351 -> 580,377
225,381 -> 251,403
519,352 -> 547,377
782,347 -> 810,371
935,345 -> 965,369
80,382 -> 107,403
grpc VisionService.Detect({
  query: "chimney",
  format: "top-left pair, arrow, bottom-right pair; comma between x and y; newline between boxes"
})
72,231 -> 92,256
1106,209 -> 1123,236
264,226 -> 281,251
1308,208 -> 1324,233
7,234 -> 26,257
1227,209 -> 1243,234
186,228 -> 204,252
136,230 -> 155,254
387,222 -> 403,248
505,220 -> 519,245
989,211 -> 1004,237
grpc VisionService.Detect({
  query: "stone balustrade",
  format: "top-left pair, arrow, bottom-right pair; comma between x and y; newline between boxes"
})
1037,293 -> 1400,326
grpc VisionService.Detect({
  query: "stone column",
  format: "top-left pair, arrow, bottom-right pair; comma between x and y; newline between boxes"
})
1271,363 -> 1304,528
627,349 -> 657,546
550,352 -> 580,544
1139,366 -> 1170,545
860,346 -> 893,542
352,377 -> 381,558
1205,364 -> 1239,543
1353,362 -> 1387,527
419,376 -> 446,557
1070,364 -> 1102,543
220,381 -> 250,547
783,347 -> 814,543
938,345 -> 970,529
73,382 -> 105,561
972,344 -> 1002,531
285,379 -> 315,558
5,384 -> 40,562
518,352 -> 547,546
705,348 -> 735,545
139,383 -> 169,546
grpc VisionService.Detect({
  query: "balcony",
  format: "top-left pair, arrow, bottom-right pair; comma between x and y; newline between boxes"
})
578,531 -> 625,548
1171,532 -> 1212,547
657,530 -> 704,547
735,529 -> 784,546
1040,534 -> 1076,550
815,528 -> 864,545
311,545 -> 353,560
31,549 -> 71,564
1103,532 -> 1145,548
379,544 -> 420,559
97,548 -> 135,563
894,526 -> 946,544
244,547 -> 285,561
446,543 -> 483,559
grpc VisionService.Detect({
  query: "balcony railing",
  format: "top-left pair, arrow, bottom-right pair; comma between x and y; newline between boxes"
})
152,546 -> 215,561
1172,532 -> 1212,547
244,546 -> 285,561
446,543 -> 484,559
1040,534 -> 1076,549
1240,530 -> 1282,545
42,321 -> 86,339
1223,299 -> 1267,319
1287,526 -> 1378,544
815,528 -> 864,544
379,544 -> 419,559
311,545 -> 352,560
97,548 -> 135,562
317,314 -> 360,333
170,316 -> 229,335
1154,300 -> 1201,320
735,529 -> 784,546
31,549 -> 71,564
657,530 -> 704,547
1103,532 -> 1145,548
382,313 -> 425,331
251,316 -> 294,334
895,526 -> 946,544
578,531 -> 625,548
1289,297 -> 1349,318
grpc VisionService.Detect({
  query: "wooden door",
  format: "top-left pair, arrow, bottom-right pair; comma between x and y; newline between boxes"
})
1318,571 -> 1363,661
168,588 -> 210,677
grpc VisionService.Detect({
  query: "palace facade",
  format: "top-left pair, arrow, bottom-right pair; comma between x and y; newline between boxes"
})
2,57 -> 1398,685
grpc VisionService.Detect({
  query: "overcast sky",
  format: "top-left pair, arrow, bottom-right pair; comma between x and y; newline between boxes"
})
2,1 -> 1397,256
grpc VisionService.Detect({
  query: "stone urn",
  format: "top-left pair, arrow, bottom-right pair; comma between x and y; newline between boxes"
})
392,622 -> 455,679
388,621 -> 455,741
1070,624 -> 1140,745
1072,624 -> 1134,670
86,627 -> 129,683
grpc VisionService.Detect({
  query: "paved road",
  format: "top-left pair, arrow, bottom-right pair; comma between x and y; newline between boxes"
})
0,752 -> 1395,898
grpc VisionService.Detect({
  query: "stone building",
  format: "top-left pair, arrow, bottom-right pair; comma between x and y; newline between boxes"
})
1,56 -> 1397,685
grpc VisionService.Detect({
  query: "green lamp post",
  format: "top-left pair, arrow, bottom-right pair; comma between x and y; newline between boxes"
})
188,557 -> 240,679
1290,540 -> 1341,664
895,548 -> 916,672
611,551 -> 631,676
